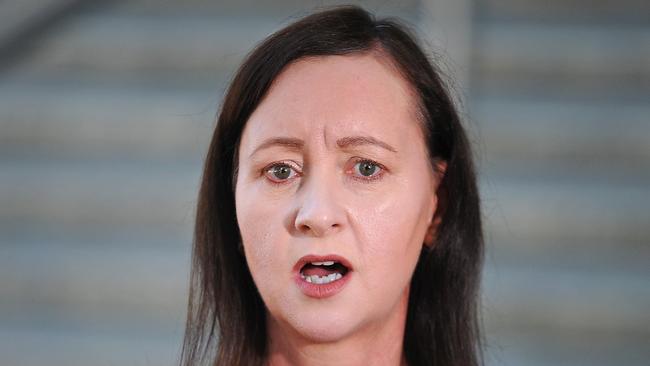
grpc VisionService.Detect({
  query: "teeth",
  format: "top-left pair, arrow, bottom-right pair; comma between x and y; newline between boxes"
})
301,272 -> 344,284
311,261 -> 335,266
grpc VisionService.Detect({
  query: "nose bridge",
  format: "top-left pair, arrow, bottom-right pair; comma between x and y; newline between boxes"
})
294,167 -> 345,236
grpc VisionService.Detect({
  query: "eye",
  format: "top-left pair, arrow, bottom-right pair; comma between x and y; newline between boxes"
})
352,159 -> 383,179
264,163 -> 299,183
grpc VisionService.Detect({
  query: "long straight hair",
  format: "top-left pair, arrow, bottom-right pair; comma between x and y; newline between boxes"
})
181,6 -> 483,366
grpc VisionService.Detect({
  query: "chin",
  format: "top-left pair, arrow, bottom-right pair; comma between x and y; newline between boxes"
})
278,302 -> 365,343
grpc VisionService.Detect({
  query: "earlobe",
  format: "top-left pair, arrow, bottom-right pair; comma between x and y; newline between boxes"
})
434,160 -> 447,187
423,228 -> 435,248
424,160 -> 447,249
422,201 -> 438,248
423,215 -> 441,248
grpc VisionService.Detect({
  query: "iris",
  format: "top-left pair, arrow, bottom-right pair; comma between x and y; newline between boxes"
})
271,165 -> 292,180
357,161 -> 377,177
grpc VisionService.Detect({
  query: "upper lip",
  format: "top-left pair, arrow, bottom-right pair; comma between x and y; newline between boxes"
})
293,254 -> 353,273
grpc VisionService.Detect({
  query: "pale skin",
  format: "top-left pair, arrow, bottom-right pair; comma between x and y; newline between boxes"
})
235,51 -> 444,366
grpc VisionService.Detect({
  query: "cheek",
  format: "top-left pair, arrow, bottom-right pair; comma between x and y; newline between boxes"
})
236,186 -> 287,292
352,177 -> 432,289
241,225 -> 274,277
363,201 -> 424,257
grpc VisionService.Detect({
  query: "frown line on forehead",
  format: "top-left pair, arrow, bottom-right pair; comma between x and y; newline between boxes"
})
249,135 -> 398,158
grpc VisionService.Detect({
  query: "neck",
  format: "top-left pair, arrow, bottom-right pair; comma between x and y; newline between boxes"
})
266,290 -> 409,366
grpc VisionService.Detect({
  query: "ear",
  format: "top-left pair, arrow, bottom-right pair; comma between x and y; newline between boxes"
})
423,161 -> 447,248
423,215 -> 442,248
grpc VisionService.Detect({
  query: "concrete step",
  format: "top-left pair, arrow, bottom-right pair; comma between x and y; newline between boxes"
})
0,237 -> 189,328
0,0 -> 80,47
473,96 -> 650,165
11,12 -> 281,77
0,237 -> 187,362
483,327 -> 650,366
482,262 -> 650,335
481,172 -> 650,244
482,161 -> 650,269
113,0 -> 419,18
486,236 -> 649,278
16,9 -> 648,98
473,23 -> 650,97
476,0 -> 650,25
0,158 -> 200,230
0,327 -> 182,366
0,81 -> 218,159
11,6 -> 419,79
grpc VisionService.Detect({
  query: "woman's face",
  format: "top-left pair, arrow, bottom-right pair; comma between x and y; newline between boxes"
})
235,53 -> 440,343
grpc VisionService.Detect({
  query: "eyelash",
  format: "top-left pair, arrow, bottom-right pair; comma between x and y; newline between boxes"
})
348,159 -> 386,183
261,158 -> 386,185
262,161 -> 302,186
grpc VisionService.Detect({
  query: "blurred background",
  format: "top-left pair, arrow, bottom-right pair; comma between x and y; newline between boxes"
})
0,0 -> 648,365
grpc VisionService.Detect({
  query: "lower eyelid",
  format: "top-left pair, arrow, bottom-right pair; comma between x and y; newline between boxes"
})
352,169 -> 384,181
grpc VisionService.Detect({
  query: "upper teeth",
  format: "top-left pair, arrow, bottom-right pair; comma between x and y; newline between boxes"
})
311,261 -> 335,266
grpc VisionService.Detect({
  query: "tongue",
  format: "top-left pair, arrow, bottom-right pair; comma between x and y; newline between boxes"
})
302,264 -> 338,277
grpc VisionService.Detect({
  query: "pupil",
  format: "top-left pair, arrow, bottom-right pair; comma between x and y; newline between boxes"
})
273,165 -> 291,179
360,162 -> 376,176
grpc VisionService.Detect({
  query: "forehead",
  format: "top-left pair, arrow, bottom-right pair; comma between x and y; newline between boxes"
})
241,52 -> 422,149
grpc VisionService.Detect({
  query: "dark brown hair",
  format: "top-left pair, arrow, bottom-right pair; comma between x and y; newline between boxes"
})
181,5 -> 483,366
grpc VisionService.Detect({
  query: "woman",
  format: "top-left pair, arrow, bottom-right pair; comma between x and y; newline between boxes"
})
181,6 -> 483,366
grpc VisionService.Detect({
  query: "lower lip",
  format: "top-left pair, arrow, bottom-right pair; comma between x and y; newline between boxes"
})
294,272 -> 352,299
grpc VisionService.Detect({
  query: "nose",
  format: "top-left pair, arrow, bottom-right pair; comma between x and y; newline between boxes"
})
293,176 -> 346,237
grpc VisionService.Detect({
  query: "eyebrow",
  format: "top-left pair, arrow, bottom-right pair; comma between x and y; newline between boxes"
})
250,137 -> 304,158
336,135 -> 397,153
250,135 -> 397,157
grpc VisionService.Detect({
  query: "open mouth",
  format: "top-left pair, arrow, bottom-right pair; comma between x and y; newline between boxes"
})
300,260 -> 350,284
296,255 -> 352,285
